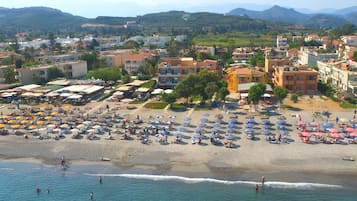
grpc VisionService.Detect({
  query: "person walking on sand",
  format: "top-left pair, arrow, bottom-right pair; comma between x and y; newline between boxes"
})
336,117 -> 339,124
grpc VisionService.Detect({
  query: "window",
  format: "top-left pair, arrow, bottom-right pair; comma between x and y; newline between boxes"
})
308,76 -> 315,80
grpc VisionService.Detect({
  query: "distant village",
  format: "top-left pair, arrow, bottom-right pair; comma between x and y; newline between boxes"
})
0,29 -> 357,106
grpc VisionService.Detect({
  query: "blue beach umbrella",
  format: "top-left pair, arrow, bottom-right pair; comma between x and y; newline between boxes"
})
228,124 -> 235,129
264,125 -> 272,129
262,119 -> 270,124
193,133 -> 202,139
181,122 -> 189,127
277,125 -> 286,130
322,122 -> 333,128
202,113 -> 210,117
199,123 -> 206,128
229,119 -> 238,124
184,117 -> 192,121
263,129 -> 273,135
246,119 -> 256,124
200,118 -> 208,123
226,135 -> 235,140
245,123 -> 254,128
245,128 -> 254,134
173,133 -> 183,138
277,120 -> 286,125
160,130 -> 169,135
177,127 -> 186,132
280,130 -> 289,136
195,127 -> 203,132
210,134 -> 218,138
212,127 -> 220,132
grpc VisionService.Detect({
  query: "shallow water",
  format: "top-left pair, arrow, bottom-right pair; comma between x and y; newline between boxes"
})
0,162 -> 355,201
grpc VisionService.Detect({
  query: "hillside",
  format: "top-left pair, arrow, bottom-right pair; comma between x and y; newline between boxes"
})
0,7 -> 87,35
228,5 -> 356,27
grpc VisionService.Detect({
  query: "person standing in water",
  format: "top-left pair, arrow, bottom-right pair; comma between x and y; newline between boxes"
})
89,192 -> 94,200
261,176 -> 265,186
99,176 -> 103,184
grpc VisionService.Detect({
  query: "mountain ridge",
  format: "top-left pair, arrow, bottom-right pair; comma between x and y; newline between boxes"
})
227,5 -> 355,27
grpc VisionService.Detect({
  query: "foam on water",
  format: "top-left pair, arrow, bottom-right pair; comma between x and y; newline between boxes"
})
84,173 -> 343,190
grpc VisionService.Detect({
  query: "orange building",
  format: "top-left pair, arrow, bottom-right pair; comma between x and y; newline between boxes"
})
226,66 -> 267,93
272,66 -> 318,94
265,55 -> 293,77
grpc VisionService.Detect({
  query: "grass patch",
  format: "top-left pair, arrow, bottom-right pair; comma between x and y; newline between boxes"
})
170,103 -> 187,110
129,100 -> 145,104
144,102 -> 168,109
141,80 -> 156,88
191,95 -> 203,102
340,101 -> 357,108
193,32 -> 275,47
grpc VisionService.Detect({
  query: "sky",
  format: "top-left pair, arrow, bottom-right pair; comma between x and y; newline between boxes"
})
0,0 -> 356,18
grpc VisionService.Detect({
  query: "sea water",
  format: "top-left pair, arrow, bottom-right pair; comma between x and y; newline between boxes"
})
0,161 -> 355,201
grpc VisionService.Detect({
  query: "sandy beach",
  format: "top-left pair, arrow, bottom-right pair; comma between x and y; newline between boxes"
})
1,96 -> 357,187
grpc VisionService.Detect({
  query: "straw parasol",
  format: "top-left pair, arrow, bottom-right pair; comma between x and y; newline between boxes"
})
21,120 -> 29,125
0,124 -> 6,129
36,121 -> 45,125
11,125 -> 21,129
51,111 -> 59,116
28,125 -> 37,130
8,120 -> 17,124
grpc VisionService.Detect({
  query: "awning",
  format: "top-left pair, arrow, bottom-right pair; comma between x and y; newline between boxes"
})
262,93 -> 272,98
151,89 -> 164,95
67,94 -> 82,99
240,93 -> 248,98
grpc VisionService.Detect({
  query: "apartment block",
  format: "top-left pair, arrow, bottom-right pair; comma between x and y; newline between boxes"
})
272,66 -> 318,94
226,66 -> 267,93
158,58 -> 219,89
17,61 -> 87,84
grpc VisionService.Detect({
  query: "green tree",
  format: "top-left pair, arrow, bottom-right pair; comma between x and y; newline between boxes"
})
47,67 -> 65,81
121,74 -> 131,84
175,74 -> 198,102
48,32 -> 56,52
291,93 -> 299,103
204,82 -> 219,102
353,51 -> 357,62
248,83 -> 266,111
89,39 -> 100,50
217,87 -> 230,102
79,52 -> 100,70
2,67 -> 16,83
248,50 -> 264,67
87,68 -> 122,81
273,86 -> 288,104
162,92 -> 177,108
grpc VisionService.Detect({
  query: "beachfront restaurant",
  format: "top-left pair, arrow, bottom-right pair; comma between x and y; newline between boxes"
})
238,82 -> 273,103
54,85 -> 104,105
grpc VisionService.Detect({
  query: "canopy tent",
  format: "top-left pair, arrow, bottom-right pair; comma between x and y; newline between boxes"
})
151,89 -> 164,95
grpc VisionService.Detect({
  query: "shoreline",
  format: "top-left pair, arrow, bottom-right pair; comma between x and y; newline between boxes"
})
1,147 -> 357,190
1,156 -> 356,192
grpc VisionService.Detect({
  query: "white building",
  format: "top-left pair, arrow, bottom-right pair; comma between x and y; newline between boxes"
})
317,60 -> 357,94
17,61 -> 87,84
341,35 -> 357,47
276,35 -> 288,51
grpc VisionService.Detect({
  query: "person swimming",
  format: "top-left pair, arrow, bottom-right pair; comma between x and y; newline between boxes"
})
99,176 -> 103,184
